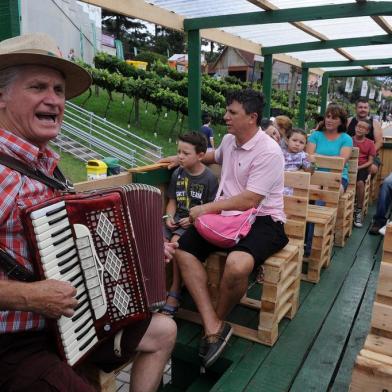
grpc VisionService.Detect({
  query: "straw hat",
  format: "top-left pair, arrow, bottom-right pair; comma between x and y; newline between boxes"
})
0,32 -> 91,99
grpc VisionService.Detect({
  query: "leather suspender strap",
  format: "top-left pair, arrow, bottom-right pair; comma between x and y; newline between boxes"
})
0,151 -> 73,281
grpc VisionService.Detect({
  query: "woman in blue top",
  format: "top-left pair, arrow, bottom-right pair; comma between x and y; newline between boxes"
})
306,103 -> 353,191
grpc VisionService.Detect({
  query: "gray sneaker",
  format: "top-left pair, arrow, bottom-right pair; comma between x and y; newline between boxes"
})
199,322 -> 233,368
353,208 -> 363,228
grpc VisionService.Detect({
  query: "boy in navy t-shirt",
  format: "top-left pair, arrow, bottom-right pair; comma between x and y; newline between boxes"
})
162,132 -> 218,316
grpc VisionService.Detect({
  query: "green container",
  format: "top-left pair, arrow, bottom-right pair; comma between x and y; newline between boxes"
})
103,157 -> 121,176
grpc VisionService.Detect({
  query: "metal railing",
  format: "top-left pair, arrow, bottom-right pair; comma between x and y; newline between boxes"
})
53,101 -> 162,168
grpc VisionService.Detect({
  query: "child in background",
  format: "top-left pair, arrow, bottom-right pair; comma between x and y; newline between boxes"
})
352,120 -> 376,228
162,132 -> 219,316
282,128 -> 315,194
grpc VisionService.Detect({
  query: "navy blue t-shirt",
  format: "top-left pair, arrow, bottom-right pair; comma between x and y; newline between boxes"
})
200,126 -> 214,148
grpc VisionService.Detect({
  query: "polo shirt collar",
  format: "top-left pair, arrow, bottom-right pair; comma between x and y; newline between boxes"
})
234,128 -> 262,151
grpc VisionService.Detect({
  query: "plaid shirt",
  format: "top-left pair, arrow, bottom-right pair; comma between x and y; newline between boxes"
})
0,128 -> 60,333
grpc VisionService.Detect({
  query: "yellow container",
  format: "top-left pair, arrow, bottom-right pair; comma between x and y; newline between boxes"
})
86,160 -> 107,181
126,60 -> 148,70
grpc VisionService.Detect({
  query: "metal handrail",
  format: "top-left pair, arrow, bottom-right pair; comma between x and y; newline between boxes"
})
57,101 -> 162,168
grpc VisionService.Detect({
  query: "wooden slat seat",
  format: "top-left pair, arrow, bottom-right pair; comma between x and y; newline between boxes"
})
362,174 -> 372,218
303,155 -> 344,283
335,148 -> 359,247
179,171 -> 311,346
350,223 -> 392,391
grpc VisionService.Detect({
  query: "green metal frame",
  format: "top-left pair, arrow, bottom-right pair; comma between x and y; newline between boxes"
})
187,29 -> 202,131
262,34 -> 392,55
298,68 -> 309,129
303,58 -> 392,68
184,2 -> 392,30
325,67 -> 392,78
262,54 -> 273,119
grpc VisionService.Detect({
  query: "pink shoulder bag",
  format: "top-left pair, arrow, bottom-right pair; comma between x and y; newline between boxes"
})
194,176 -> 264,248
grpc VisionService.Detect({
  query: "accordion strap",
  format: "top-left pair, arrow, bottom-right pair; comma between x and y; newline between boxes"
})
0,151 -> 74,191
0,151 -> 73,282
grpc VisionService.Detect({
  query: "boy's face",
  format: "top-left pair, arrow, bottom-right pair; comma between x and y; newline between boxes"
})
355,121 -> 370,137
287,132 -> 306,153
177,140 -> 204,170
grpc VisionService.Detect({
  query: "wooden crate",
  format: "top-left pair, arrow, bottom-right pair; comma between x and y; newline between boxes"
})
303,155 -> 344,283
335,148 -> 358,247
350,224 -> 392,390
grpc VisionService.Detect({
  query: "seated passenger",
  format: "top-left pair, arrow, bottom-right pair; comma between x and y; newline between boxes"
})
352,120 -> 376,228
306,103 -> 353,193
347,98 -> 383,178
160,89 -> 288,368
282,128 -> 315,195
162,132 -> 218,317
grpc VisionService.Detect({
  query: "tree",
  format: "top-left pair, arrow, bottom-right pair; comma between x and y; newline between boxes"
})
101,11 -> 152,57
153,26 -> 186,56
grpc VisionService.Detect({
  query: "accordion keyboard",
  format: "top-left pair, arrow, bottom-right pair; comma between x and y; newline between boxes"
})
30,201 -> 106,366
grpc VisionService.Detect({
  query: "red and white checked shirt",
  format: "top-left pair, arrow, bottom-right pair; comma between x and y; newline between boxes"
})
0,128 -> 60,333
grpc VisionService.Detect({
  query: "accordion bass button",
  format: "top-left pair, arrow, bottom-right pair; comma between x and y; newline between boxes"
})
104,324 -> 111,332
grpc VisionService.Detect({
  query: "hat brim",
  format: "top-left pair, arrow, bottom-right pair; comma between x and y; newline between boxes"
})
0,52 -> 92,99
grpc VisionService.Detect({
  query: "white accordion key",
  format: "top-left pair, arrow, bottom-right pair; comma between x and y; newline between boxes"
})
30,201 -> 65,220
74,224 -> 107,320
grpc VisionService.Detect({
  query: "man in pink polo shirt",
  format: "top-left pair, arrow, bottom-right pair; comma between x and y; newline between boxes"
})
163,89 -> 288,368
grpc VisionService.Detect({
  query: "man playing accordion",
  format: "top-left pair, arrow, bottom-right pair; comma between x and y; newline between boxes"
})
0,33 -> 177,392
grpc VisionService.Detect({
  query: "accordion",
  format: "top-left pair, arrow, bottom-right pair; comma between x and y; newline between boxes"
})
22,184 -> 166,367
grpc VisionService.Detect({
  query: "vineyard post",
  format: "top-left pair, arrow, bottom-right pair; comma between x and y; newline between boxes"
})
188,29 -> 202,131
262,54 -> 273,119
320,73 -> 329,116
298,66 -> 309,129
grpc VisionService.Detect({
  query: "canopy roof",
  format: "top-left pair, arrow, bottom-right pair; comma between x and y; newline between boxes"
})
84,0 -> 392,74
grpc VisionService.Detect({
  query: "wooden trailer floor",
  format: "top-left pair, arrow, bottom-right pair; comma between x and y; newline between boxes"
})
115,204 -> 384,392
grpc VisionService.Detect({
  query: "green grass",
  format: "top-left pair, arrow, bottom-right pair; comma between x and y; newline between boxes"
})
51,145 -> 87,183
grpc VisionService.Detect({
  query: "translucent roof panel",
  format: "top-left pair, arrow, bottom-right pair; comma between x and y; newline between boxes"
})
343,44 -> 392,60
302,17 -> 386,39
149,0 -> 260,18
147,0 -> 392,69
224,24 -> 317,46
286,49 -> 347,63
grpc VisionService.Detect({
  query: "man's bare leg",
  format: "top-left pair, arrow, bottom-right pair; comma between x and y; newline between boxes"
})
215,251 -> 254,320
176,249 -> 221,335
130,314 -> 177,392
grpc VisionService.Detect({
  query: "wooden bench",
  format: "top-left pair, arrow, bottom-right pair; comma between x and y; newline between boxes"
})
335,148 -> 359,247
303,155 -> 344,283
350,223 -> 392,391
179,171 -> 311,346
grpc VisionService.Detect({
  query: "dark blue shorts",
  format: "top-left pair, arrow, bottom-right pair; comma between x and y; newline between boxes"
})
179,215 -> 288,268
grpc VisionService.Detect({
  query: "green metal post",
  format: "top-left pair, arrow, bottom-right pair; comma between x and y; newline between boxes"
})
320,73 -> 329,116
262,54 -> 273,119
298,67 -> 309,129
188,29 -> 201,131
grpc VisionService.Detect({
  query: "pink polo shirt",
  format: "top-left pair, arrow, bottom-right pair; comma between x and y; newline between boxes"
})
214,130 -> 286,222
